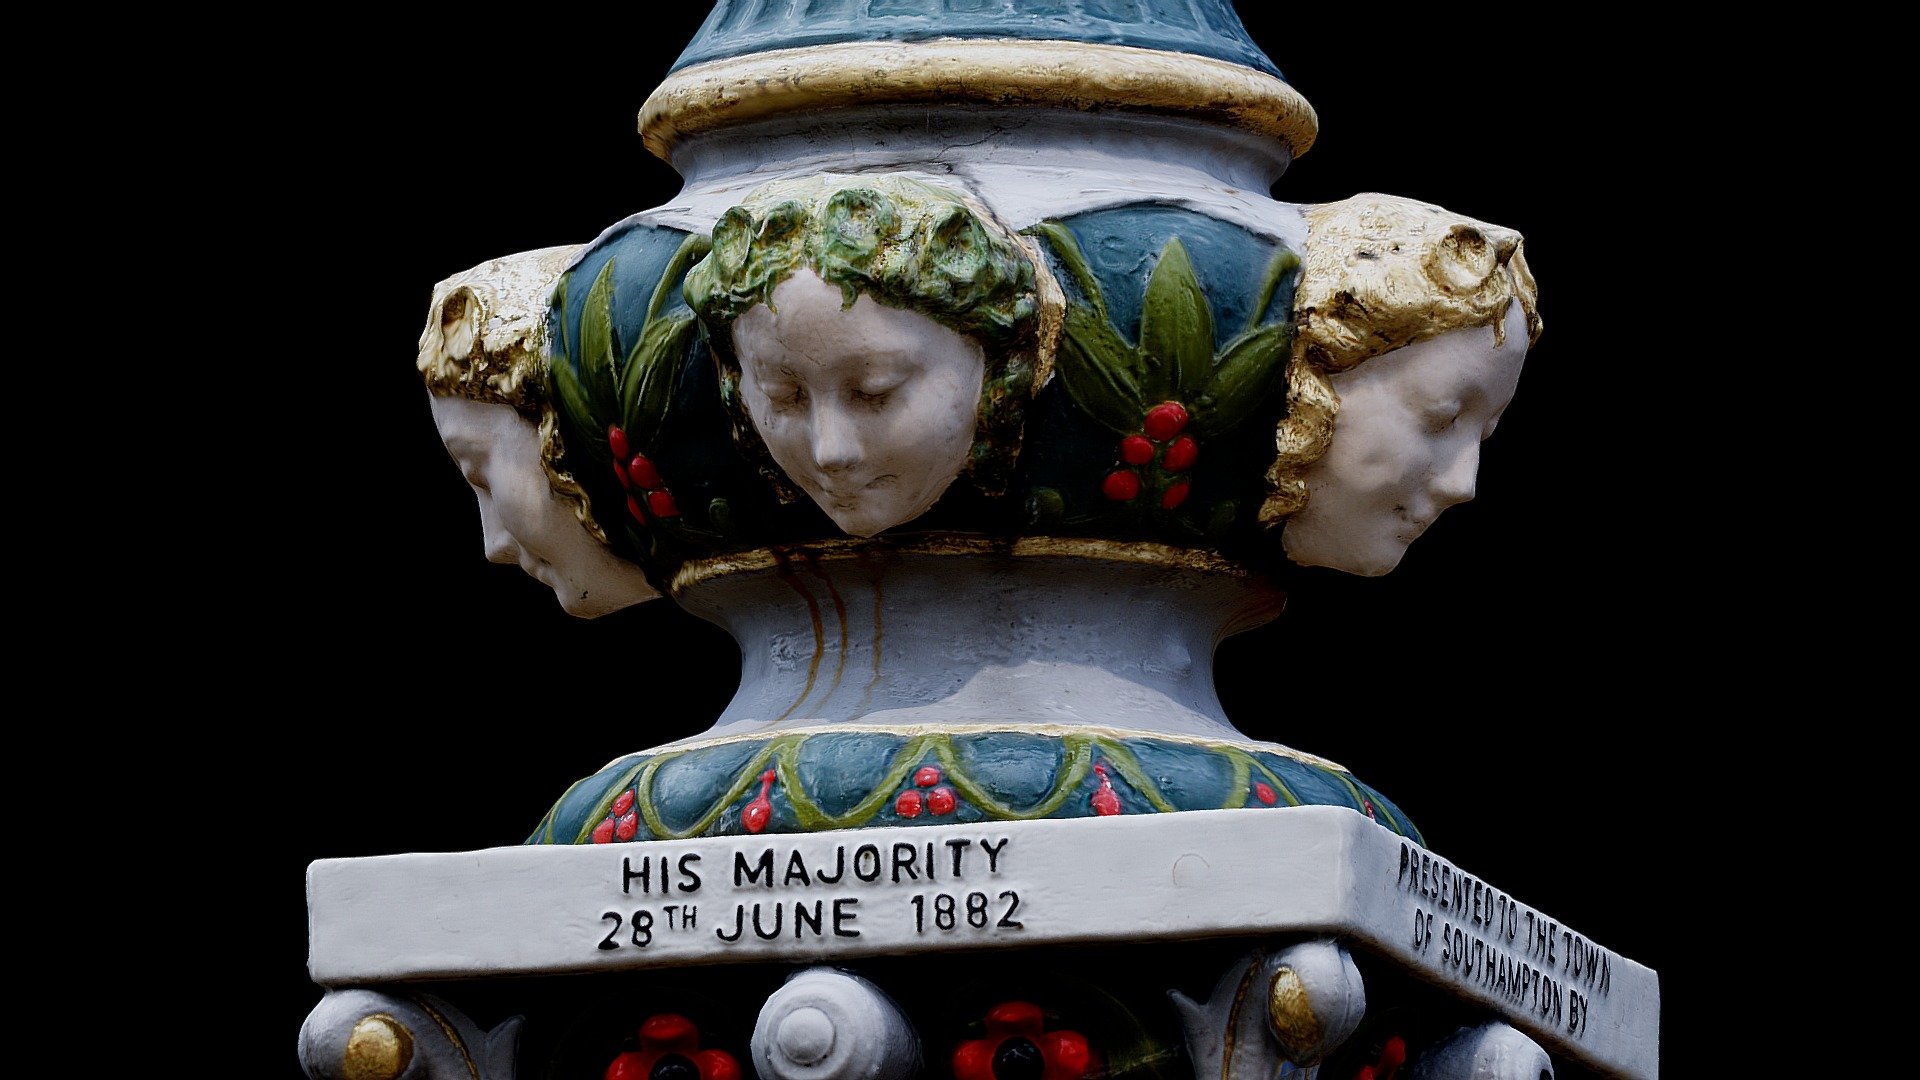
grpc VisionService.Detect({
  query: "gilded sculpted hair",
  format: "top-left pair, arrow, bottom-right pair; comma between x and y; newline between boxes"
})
417,245 -> 606,542
1263,194 -> 1542,524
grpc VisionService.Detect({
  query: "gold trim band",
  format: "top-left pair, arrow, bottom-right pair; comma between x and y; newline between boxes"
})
641,38 -> 1318,161
671,535 -> 1264,593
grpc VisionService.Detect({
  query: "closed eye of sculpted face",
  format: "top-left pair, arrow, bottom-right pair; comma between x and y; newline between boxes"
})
1283,304 -> 1529,577
731,268 -> 987,538
429,393 -> 658,617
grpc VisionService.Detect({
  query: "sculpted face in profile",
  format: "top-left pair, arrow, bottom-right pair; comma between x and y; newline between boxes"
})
428,394 -> 658,617
418,248 -> 659,617
1283,306 -> 1529,576
730,270 -> 986,537
685,173 -> 1049,538
1270,194 -> 1542,576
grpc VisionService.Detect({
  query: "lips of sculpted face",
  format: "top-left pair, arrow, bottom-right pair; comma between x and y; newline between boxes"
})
1282,304 -> 1530,577
427,393 -> 658,617
731,268 -> 988,538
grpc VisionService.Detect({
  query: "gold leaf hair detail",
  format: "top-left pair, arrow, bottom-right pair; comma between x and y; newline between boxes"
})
418,244 -> 608,543
1263,194 -> 1541,526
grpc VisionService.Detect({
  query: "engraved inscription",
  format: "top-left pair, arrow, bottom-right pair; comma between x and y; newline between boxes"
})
1396,842 -> 1613,1041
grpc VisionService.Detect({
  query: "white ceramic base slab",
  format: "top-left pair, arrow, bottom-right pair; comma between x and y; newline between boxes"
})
308,807 -> 1656,1078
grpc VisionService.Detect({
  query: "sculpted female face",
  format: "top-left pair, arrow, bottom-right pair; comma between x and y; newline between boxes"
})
428,394 -> 658,617
730,268 -> 987,537
1283,305 -> 1529,576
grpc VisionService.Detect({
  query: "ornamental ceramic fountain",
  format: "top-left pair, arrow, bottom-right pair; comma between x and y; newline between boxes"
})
303,4 -> 1657,1079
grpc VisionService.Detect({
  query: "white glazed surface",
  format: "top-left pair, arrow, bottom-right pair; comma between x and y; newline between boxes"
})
732,270 -> 987,538
671,555 -> 1283,742
1284,305 -> 1531,576
307,807 -> 1658,1079
429,395 -> 659,617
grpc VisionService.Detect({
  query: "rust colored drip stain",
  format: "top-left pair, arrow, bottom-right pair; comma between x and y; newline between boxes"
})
772,552 -> 825,724
855,573 -> 885,716
1218,958 -> 1261,1080
804,554 -> 850,715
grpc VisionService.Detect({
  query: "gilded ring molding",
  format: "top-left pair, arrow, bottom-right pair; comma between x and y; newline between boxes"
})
641,38 -> 1319,160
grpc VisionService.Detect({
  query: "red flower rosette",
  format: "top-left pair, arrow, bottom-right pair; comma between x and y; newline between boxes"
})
952,1001 -> 1096,1080
604,1013 -> 740,1080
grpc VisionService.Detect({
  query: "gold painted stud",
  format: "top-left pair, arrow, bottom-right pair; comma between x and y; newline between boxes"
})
342,1013 -> 414,1080
1267,966 -> 1324,1060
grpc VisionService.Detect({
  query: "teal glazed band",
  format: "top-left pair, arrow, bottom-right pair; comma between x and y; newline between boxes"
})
529,729 -> 1420,846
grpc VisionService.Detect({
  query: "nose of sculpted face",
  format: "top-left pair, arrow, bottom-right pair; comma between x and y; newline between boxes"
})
809,400 -> 866,477
479,497 -> 520,566
1431,439 -> 1480,511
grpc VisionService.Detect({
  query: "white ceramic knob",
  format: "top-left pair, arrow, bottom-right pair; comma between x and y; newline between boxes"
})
751,967 -> 919,1079
1408,1022 -> 1554,1080
1266,939 -> 1367,1065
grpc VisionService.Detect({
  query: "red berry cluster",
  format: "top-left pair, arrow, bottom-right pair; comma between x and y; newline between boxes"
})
605,1014 -> 740,1080
609,424 -> 679,523
1102,401 -> 1198,510
952,1001 -> 1096,1080
896,764 -> 959,819
590,787 -> 641,844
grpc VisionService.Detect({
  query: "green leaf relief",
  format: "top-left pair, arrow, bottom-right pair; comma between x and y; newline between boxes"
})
1246,248 -> 1302,333
1193,323 -> 1292,437
1026,221 -> 1108,322
578,259 -> 620,420
647,233 -> 713,324
1138,237 -> 1213,403
1056,311 -> 1147,434
549,359 -> 602,463
621,311 -> 694,443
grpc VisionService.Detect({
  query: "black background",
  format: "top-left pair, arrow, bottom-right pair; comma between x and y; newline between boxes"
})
274,9 -> 1703,1074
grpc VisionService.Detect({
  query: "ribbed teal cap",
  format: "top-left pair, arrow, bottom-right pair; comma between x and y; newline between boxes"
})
672,0 -> 1283,79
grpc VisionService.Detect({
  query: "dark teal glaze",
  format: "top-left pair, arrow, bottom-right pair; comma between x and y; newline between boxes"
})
1257,751 -> 1350,806
794,732 -> 913,817
653,739 -> 768,833
673,0 -> 1283,78
951,731 -> 1068,810
546,219 -> 790,562
552,218 -> 692,370
1128,737 -> 1236,808
535,754 -> 646,843
1057,205 -> 1295,350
